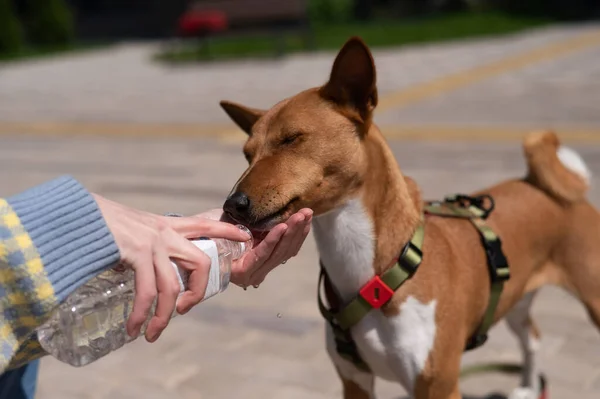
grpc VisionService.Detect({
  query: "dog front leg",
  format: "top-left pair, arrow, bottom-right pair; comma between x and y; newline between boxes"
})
326,324 -> 376,399
337,368 -> 375,399
412,373 -> 462,399
412,332 -> 463,399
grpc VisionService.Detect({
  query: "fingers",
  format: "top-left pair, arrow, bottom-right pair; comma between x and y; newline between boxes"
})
102,195 -> 264,343
126,251 -> 157,338
163,216 -> 251,242
194,208 -> 224,221
229,223 -> 287,287
231,209 -> 313,287
177,262 -> 209,315
249,213 -> 307,285
125,205 -> 313,343
169,236 -> 212,314
264,212 -> 306,263
145,243 -> 180,343
298,208 -> 313,219
154,229 -> 212,315
284,211 -> 313,258
302,211 -> 313,234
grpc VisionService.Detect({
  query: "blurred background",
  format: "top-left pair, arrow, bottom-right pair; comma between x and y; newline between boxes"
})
1,1 -> 600,398
2,0 -> 600,61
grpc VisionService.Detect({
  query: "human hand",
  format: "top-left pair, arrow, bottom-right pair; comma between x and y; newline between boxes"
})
93,194 -> 251,343
198,208 -> 313,288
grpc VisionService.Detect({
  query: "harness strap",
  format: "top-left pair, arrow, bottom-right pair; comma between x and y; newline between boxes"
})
317,222 -> 425,372
317,193 -> 511,371
319,222 -> 425,329
463,216 -> 510,350
340,222 -> 424,330
318,270 -> 372,372
425,195 -> 510,350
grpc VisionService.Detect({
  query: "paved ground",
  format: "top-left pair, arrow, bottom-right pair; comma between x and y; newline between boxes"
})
1,21 -> 600,399
1,23 -> 600,139
1,137 -> 599,399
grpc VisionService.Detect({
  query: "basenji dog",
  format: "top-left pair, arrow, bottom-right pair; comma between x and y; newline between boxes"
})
220,37 -> 599,399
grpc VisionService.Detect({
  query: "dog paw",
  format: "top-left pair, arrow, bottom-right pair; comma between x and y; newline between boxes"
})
508,388 -> 538,399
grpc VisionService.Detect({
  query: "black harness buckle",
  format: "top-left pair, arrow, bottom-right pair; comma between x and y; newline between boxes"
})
445,194 -> 495,219
483,237 -> 510,283
398,241 -> 423,274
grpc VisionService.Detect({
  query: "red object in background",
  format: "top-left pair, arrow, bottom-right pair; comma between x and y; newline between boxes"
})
178,10 -> 228,36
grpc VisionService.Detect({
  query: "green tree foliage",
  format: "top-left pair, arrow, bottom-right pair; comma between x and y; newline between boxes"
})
309,0 -> 353,23
0,0 -> 24,54
26,0 -> 74,46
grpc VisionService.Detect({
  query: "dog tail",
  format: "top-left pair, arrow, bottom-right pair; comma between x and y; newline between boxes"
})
523,130 -> 591,204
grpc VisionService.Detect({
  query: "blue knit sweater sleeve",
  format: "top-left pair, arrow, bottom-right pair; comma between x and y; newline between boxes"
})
0,176 -> 120,371
7,176 -> 121,302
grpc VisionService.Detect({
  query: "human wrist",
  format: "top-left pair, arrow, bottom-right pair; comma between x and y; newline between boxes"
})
7,176 -> 121,301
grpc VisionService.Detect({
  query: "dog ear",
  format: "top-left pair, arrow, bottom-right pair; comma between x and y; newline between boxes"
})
220,101 -> 266,135
320,37 -> 378,123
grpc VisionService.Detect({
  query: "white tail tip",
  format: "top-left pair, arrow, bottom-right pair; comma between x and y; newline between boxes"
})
557,146 -> 591,185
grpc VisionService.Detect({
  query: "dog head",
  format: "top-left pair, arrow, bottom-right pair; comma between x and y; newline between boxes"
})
221,37 -> 378,231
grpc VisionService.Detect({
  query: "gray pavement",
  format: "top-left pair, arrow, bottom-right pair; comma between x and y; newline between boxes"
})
1,137 -> 599,399
376,41 -> 600,128
2,21 -> 600,399
0,24 -> 599,128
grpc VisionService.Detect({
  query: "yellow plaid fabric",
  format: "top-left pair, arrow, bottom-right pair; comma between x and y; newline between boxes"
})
0,198 -> 56,373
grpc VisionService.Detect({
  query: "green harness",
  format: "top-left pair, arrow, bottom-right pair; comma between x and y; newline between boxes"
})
317,194 -> 511,372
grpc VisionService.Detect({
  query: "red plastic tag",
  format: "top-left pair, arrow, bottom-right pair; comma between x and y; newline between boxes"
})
359,276 -> 394,309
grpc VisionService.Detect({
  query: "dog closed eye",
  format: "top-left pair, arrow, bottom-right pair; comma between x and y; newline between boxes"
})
280,132 -> 303,146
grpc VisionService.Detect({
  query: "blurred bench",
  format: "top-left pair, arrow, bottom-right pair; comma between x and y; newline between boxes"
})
178,0 -> 315,57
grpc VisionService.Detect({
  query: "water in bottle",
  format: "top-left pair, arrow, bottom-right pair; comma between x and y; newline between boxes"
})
36,226 -> 252,367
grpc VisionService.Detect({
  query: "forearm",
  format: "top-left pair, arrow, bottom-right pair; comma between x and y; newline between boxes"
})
1,176 -> 120,372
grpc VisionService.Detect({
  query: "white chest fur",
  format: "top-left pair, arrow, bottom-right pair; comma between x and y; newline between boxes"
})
314,199 -> 437,395
313,199 -> 376,302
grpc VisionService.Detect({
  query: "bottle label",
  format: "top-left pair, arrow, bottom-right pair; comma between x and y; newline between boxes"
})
195,240 -> 221,300
171,240 -> 222,302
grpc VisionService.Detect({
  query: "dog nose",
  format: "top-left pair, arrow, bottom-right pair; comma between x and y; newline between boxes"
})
223,192 -> 251,221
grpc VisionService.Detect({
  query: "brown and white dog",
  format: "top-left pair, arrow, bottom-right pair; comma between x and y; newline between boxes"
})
220,37 -> 600,399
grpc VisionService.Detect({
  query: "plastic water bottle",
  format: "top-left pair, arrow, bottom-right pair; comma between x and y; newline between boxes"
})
36,226 -> 252,367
